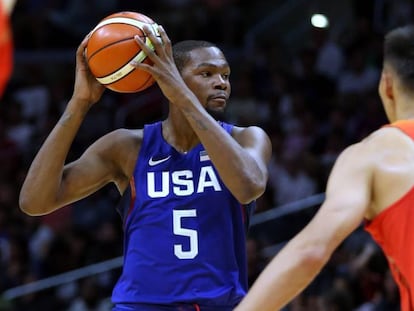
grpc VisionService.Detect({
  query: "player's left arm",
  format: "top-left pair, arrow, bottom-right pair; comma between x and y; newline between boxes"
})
176,118 -> 272,204
234,142 -> 373,311
182,115 -> 272,204
226,125 -> 272,201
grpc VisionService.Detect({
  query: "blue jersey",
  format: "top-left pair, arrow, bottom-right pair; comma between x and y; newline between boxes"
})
112,121 -> 255,310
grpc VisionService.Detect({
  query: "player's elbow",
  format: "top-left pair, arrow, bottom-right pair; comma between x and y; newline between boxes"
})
300,244 -> 332,272
19,193 -> 51,216
19,194 -> 38,216
237,179 -> 267,204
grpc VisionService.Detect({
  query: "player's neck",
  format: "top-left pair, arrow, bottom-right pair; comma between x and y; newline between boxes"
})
162,117 -> 199,154
395,97 -> 414,121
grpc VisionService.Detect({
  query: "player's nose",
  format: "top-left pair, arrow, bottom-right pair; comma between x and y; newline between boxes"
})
213,74 -> 228,90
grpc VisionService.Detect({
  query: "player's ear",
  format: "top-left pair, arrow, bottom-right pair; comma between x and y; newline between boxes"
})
378,68 -> 394,103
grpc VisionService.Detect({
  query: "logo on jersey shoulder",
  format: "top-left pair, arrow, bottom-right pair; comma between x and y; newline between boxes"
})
199,150 -> 210,162
149,155 -> 171,166
147,165 -> 222,198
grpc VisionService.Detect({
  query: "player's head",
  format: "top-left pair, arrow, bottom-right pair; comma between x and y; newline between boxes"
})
379,25 -> 414,121
173,40 -> 220,72
383,25 -> 414,93
172,40 -> 231,119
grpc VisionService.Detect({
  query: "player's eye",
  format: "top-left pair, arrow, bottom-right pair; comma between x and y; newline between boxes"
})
201,71 -> 211,77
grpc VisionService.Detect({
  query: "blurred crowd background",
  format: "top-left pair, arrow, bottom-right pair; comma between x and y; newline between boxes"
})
0,0 -> 413,310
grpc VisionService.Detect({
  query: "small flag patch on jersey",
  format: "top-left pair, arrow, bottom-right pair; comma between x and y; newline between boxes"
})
199,150 -> 210,162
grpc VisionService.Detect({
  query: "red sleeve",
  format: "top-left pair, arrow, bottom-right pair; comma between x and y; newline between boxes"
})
0,1 -> 13,98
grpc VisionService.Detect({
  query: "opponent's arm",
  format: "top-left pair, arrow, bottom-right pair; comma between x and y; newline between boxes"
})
234,143 -> 373,311
133,26 -> 272,203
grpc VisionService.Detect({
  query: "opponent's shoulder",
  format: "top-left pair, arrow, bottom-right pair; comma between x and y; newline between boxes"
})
337,125 -> 413,166
360,125 -> 414,153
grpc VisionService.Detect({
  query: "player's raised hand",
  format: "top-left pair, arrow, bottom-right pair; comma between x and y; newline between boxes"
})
72,34 -> 105,107
131,25 -> 192,105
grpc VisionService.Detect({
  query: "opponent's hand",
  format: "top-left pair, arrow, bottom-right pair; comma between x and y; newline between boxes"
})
131,25 -> 191,105
72,34 -> 106,107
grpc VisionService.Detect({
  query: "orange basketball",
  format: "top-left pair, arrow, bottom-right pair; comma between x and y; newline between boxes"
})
85,11 -> 160,93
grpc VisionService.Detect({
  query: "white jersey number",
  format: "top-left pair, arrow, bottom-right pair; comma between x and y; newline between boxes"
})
173,209 -> 198,259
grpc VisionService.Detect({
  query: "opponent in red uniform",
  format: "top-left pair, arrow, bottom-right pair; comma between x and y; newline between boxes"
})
235,24 -> 414,311
366,120 -> 414,311
0,0 -> 13,97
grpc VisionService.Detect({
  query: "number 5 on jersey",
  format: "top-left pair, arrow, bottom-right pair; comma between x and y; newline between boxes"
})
173,209 -> 198,259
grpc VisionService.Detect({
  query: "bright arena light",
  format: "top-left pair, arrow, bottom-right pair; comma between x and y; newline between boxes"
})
311,14 -> 329,28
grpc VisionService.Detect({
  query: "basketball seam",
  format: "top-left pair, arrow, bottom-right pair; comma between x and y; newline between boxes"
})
94,36 -> 154,84
86,37 -> 142,60
91,17 -> 159,36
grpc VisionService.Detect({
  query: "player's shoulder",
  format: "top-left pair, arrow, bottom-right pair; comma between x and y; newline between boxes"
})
108,128 -> 144,141
361,125 -> 413,150
230,125 -> 271,157
338,125 -> 412,164
231,124 -> 268,137
94,128 -> 143,156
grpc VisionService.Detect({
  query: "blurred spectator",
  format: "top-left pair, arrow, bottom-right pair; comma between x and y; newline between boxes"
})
3,99 -> 35,153
226,66 -> 271,126
268,147 -> 317,206
66,277 -> 112,311
321,286 -> 354,311
0,120 -> 20,179
246,237 -> 267,287
47,0 -> 117,45
338,46 -> 380,95
311,27 -> 345,82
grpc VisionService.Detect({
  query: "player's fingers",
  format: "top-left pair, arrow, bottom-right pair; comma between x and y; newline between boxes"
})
130,61 -> 152,72
77,38 -> 88,56
129,54 -> 156,75
76,38 -> 90,70
134,34 -> 157,61
158,25 -> 172,57
79,30 -> 93,51
143,25 -> 164,55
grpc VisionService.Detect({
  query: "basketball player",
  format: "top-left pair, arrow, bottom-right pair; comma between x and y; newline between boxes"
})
0,0 -> 15,97
234,24 -> 414,311
19,24 -> 272,310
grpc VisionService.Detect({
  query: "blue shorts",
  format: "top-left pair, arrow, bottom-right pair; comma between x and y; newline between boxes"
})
112,303 -> 234,311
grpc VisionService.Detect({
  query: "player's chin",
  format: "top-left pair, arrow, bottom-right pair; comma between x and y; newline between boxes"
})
207,98 -> 227,111
206,106 -> 226,120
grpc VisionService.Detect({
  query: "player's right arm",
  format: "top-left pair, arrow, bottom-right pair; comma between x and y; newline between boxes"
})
19,123 -> 137,216
18,35 -> 126,216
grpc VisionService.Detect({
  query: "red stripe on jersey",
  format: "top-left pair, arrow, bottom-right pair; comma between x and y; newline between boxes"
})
239,204 -> 246,224
127,177 -> 137,218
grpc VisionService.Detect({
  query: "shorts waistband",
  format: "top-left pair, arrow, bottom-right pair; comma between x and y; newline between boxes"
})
113,303 -> 233,311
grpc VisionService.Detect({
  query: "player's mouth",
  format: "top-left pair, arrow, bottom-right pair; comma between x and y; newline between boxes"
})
209,94 -> 228,106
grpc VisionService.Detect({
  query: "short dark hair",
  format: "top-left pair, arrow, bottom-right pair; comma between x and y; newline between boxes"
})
384,25 -> 414,92
172,40 -> 219,72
